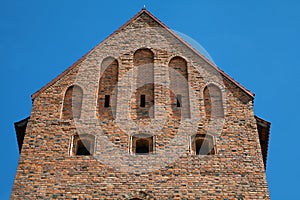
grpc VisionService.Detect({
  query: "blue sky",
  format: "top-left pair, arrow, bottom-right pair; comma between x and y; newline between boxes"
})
1,0 -> 299,199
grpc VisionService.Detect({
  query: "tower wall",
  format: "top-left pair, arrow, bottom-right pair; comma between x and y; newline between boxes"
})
11,12 -> 270,199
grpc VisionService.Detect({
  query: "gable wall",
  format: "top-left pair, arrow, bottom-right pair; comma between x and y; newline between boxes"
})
11,12 -> 269,199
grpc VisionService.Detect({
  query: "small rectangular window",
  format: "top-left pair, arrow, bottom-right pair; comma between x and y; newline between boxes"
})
76,140 -> 91,156
104,95 -> 110,107
176,94 -> 182,107
140,95 -> 146,107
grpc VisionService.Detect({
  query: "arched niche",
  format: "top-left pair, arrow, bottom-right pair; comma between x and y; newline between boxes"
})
62,85 -> 83,120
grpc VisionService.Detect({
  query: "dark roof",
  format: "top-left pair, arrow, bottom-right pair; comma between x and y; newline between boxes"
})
255,116 -> 271,169
14,117 -> 29,153
31,8 -> 254,100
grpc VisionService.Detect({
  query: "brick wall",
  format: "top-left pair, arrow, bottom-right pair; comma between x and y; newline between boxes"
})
11,11 -> 270,199
97,57 -> 119,120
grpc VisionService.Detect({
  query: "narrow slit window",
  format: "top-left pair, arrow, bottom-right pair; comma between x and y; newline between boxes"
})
140,95 -> 146,107
104,95 -> 110,107
176,94 -> 182,107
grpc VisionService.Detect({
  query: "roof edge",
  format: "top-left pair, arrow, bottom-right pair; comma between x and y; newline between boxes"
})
255,115 -> 271,169
31,8 -> 254,100
141,9 -> 254,98
14,117 -> 30,153
255,115 -> 271,125
31,9 -> 147,100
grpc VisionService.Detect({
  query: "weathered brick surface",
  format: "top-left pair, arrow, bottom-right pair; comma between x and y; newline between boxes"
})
97,57 -> 119,120
11,10 -> 270,199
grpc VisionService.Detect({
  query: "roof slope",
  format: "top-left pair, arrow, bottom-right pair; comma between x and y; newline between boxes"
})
14,117 -> 29,153
255,116 -> 271,169
31,8 -> 254,100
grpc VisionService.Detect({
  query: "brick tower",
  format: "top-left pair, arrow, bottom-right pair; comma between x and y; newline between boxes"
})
12,9 -> 271,199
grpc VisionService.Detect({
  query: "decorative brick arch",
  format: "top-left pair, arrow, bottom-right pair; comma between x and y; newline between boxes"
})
97,56 -> 119,119
132,48 -> 155,119
203,83 -> 224,119
61,85 -> 83,119
133,48 -> 154,66
168,56 -> 190,119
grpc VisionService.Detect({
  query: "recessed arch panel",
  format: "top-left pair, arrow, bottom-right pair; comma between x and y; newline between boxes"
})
132,48 -> 155,119
203,84 -> 224,119
62,85 -> 83,119
168,56 -> 190,119
97,56 -> 119,119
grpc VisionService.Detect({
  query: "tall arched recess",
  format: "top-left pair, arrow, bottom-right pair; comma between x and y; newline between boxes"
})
203,84 -> 224,119
168,56 -> 190,119
97,57 -> 119,119
62,85 -> 83,119
133,48 -> 154,119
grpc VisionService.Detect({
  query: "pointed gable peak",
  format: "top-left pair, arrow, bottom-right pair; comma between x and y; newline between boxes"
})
31,9 -> 254,100
115,8 -> 166,32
